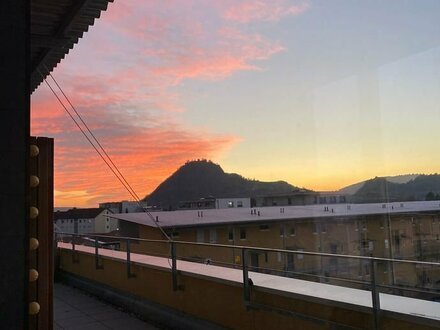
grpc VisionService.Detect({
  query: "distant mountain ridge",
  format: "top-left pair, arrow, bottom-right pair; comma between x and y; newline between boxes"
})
143,161 -> 440,209
349,174 -> 440,203
339,174 -> 420,195
144,160 -> 299,210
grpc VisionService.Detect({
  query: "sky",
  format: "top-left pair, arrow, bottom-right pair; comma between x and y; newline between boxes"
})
31,0 -> 440,207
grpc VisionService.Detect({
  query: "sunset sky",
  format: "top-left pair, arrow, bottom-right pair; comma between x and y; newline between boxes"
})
31,0 -> 440,207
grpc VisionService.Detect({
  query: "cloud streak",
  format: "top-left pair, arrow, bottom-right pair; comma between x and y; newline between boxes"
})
31,0 -> 307,206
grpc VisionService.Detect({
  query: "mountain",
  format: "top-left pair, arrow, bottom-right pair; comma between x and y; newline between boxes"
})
339,174 -> 419,195
350,174 -> 440,203
144,160 -> 299,210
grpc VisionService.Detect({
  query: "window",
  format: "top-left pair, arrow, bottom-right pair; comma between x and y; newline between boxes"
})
172,231 -> 179,239
227,201 -> 234,208
259,224 -> 269,231
313,223 -> 319,234
240,228 -> 246,240
279,225 -> 285,237
209,229 -> 217,243
289,226 -> 296,236
196,229 -> 204,243
228,228 -> 234,241
237,201 -> 243,207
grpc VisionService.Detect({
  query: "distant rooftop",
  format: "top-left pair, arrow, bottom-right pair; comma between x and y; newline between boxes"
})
54,207 -> 106,220
110,201 -> 440,229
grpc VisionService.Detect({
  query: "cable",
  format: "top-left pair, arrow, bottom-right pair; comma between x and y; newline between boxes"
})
44,65 -> 141,201
37,68 -> 171,242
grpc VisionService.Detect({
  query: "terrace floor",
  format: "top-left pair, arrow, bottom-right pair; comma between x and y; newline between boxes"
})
54,282 -> 159,330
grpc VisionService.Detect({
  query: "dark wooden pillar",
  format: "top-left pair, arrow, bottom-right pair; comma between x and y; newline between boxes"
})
29,137 -> 54,329
0,0 -> 30,328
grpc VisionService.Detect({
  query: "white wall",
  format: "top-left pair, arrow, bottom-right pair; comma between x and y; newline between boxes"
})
94,209 -> 118,233
55,218 -> 94,234
55,209 -> 118,234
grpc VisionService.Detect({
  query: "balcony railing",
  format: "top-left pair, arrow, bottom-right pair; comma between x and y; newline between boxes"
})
55,232 -> 440,330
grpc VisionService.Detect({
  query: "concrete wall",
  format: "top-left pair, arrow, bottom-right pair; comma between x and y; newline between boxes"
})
55,218 -> 94,234
94,209 -> 118,233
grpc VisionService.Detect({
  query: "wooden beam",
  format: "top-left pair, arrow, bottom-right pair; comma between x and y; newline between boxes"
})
31,0 -> 89,73
31,34 -> 70,48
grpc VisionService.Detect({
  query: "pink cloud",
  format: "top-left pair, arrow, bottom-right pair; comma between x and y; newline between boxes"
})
223,0 -> 309,24
31,0 -> 307,207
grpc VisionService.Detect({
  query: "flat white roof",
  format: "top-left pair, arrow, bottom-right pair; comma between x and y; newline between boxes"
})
109,201 -> 440,229
58,242 -> 440,321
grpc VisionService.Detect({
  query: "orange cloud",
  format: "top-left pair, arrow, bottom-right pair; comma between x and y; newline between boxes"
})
31,0 -> 306,207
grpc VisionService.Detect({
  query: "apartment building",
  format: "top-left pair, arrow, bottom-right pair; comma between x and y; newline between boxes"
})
99,200 -> 148,214
54,208 -> 116,234
112,201 -> 440,291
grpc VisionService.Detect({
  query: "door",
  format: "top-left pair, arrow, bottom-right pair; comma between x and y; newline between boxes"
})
250,252 -> 259,270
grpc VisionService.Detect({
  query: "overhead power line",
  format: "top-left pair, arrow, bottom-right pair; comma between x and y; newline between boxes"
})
38,68 -> 171,242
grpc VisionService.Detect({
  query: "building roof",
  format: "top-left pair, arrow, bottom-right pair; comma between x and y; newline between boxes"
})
54,207 -> 106,220
31,0 -> 114,93
109,201 -> 440,229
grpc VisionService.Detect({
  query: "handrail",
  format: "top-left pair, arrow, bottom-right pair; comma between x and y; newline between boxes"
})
55,232 -> 440,267
55,231 -> 440,330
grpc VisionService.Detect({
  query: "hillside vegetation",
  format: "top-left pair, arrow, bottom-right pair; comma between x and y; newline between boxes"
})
144,160 -> 297,210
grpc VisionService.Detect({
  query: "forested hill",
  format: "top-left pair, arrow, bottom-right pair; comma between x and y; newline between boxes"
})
350,174 -> 440,203
144,160 -> 298,210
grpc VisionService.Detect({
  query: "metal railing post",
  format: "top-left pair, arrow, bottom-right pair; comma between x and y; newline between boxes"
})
95,238 -> 103,269
171,241 -> 178,291
126,239 -> 135,278
242,248 -> 250,303
370,259 -> 380,330
72,234 -> 79,263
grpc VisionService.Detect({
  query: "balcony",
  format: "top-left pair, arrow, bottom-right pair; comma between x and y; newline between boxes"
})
55,233 -> 440,330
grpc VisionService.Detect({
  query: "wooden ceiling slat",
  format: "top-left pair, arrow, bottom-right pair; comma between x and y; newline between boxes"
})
31,0 -> 114,93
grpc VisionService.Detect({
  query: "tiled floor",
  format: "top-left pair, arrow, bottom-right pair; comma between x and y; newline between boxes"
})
54,283 -> 159,330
